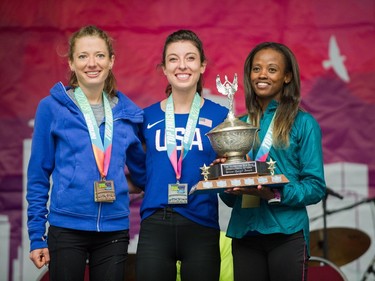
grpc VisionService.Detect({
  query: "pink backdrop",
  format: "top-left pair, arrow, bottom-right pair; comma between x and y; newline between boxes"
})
0,0 -> 374,280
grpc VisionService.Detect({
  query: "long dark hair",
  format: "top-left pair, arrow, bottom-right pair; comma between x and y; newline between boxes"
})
68,25 -> 117,98
244,42 -> 301,147
160,29 -> 206,96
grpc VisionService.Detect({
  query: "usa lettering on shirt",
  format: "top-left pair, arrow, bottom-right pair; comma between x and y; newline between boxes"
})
155,128 -> 203,151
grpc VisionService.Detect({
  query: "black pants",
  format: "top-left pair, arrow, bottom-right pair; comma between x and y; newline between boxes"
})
47,225 -> 129,281
232,231 -> 307,281
136,208 -> 221,281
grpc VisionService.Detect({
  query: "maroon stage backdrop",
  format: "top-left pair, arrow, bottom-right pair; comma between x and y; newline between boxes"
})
0,0 -> 374,280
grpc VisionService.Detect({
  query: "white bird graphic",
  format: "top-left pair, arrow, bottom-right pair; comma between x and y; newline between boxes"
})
322,35 -> 350,82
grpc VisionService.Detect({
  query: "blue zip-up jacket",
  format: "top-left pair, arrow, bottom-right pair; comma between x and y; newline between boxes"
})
220,100 -> 326,254
27,82 -> 146,252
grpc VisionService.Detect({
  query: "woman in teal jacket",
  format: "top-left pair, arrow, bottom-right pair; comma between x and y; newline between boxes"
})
220,42 -> 326,281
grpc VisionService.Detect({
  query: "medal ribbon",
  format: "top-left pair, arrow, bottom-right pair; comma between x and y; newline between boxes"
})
165,93 -> 201,182
247,113 -> 276,161
74,87 -> 113,179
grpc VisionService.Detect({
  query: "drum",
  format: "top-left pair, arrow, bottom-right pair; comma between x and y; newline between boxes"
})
308,256 -> 348,281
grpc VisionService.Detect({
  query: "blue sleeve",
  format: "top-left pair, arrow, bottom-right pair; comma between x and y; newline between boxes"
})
126,123 -> 146,190
26,98 -> 55,251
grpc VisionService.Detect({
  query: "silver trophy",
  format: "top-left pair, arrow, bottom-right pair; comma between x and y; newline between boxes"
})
207,74 -> 258,163
190,74 -> 289,195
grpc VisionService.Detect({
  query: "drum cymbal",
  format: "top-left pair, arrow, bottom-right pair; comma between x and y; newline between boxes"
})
310,227 -> 371,266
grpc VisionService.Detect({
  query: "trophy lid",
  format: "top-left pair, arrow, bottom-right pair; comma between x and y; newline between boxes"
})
207,116 -> 258,135
206,74 -> 259,162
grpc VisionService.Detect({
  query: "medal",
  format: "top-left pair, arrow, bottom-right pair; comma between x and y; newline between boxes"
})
75,87 -> 115,203
165,93 -> 201,205
94,179 -> 115,202
168,183 -> 188,204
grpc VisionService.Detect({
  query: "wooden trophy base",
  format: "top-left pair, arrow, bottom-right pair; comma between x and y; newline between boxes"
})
190,161 -> 289,195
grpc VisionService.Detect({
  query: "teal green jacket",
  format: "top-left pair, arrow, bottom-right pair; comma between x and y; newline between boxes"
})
220,100 -> 326,255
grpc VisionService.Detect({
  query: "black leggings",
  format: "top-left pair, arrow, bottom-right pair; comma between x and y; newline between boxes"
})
136,208 -> 221,281
232,231 -> 308,281
47,225 -> 129,281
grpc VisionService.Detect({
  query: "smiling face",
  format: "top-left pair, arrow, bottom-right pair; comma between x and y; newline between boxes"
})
69,36 -> 114,92
162,40 -> 206,95
250,48 -> 291,104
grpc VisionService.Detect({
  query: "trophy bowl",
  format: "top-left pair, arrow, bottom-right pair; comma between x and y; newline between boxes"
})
206,117 -> 259,163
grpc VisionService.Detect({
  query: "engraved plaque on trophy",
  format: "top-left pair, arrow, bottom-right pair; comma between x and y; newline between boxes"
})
190,74 -> 289,195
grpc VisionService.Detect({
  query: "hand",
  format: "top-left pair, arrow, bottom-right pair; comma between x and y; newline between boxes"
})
224,185 -> 275,200
210,157 -> 227,166
29,248 -> 50,269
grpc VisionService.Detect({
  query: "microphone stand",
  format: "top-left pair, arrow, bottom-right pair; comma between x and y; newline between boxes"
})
322,193 -> 328,259
310,192 -> 374,262
361,199 -> 375,281
322,187 -> 344,259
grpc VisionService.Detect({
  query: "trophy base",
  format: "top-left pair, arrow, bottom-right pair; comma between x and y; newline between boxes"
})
189,174 -> 289,195
207,161 -> 269,179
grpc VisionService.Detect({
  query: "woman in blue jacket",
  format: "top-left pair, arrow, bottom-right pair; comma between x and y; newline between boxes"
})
26,25 -> 145,281
220,42 -> 326,281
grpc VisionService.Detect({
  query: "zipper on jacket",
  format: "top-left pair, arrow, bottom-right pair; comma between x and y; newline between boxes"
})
96,202 -> 102,232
